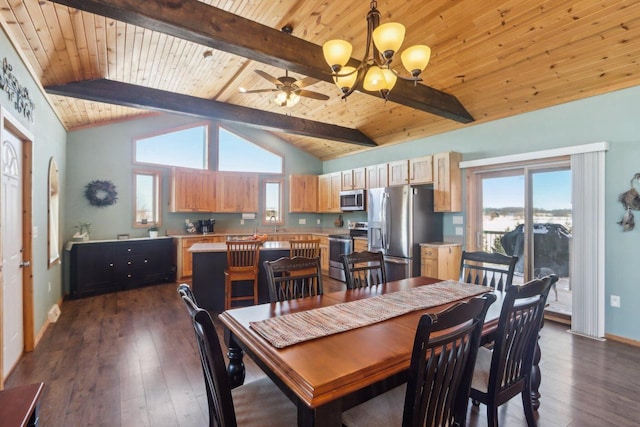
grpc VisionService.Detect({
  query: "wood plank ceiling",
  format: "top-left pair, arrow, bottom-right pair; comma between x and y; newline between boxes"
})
0,0 -> 638,160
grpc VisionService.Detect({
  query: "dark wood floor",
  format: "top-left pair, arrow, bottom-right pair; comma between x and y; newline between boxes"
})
6,280 -> 640,426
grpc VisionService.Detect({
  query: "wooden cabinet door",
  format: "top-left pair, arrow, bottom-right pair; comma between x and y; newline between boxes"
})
171,168 -> 217,212
409,155 -> 433,184
289,175 -> 318,212
353,238 -> 368,252
318,173 -> 341,212
341,170 -> 354,190
433,152 -> 462,212
352,167 -> 366,189
388,160 -> 409,186
367,163 -> 388,189
315,235 -> 330,274
217,172 -> 259,212
201,171 -> 218,212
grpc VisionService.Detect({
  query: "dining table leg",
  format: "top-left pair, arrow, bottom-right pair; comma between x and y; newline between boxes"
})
297,400 -> 342,427
224,329 -> 246,388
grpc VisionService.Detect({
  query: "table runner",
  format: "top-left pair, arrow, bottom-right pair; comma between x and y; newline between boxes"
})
249,280 -> 490,348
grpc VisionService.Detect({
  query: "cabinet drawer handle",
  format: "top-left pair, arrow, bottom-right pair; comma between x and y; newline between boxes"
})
128,261 -> 132,265
144,259 -> 148,263
127,248 -> 132,252
127,274 -> 132,278
109,263 -> 114,267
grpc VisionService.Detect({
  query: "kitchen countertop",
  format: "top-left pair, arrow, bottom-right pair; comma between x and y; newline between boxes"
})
419,242 -> 462,247
189,241 -> 291,253
170,230 -> 342,239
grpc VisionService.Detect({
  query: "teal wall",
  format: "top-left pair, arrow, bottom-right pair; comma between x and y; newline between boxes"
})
325,85 -> 640,341
65,114 -> 323,243
0,27 -> 67,338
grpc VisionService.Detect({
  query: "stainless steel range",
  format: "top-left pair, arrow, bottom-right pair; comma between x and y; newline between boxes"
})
328,221 -> 368,282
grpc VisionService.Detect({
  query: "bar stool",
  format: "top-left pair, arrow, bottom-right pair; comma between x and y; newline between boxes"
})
225,240 -> 261,310
289,239 -> 320,277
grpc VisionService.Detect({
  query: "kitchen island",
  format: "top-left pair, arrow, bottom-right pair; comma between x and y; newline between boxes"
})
189,241 -> 292,312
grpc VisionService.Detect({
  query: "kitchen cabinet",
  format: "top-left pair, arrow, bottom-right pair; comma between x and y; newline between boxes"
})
353,237 -> 368,252
175,235 -> 226,279
366,163 -> 388,189
409,155 -> 433,184
69,238 -> 174,298
217,172 -> 259,213
170,167 -> 217,212
341,167 -> 366,190
318,172 -> 342,213
388,160 -> 409,186
313,234 -> 330,274
420,243 -> 462,281
289,175 -> 318,213
433,152 -> 462,212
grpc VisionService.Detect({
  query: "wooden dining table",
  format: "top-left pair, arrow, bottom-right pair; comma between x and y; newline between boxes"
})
218,276 -> 543,427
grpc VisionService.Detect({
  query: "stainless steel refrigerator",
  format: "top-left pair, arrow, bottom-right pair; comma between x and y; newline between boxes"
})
368,186 -> 443,281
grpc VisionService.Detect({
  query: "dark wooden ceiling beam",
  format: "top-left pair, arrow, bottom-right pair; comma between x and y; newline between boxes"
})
47,0 -> 474,123
45,79 -> 377,147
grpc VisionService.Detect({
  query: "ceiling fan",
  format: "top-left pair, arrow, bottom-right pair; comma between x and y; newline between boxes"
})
241,69 -> 330,107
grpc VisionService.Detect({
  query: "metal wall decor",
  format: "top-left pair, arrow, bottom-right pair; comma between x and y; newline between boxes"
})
0,57 -> 35,122
617,173 -> 640,231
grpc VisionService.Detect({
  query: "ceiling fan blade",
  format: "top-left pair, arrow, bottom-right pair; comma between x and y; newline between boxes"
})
294,76 -> 321,88
242,88 -> 278,94
254,69 -> 281,86
298,90 -> 330,101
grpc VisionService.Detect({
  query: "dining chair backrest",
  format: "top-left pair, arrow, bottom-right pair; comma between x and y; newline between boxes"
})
341,250 -> 386,289
263,256 -> 323,303
177,285 -> 236,427
459,250 -> 518,292
469,276 -> 554,427
226,240 -> 261,273
404,292 -> 497,426
289,239 -> 320,258
177,283 -> 197,305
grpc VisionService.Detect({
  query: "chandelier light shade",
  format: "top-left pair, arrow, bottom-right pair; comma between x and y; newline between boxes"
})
322,0 -> 431,100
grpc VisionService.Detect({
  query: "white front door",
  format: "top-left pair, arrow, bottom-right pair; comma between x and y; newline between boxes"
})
2,130 -> 23,378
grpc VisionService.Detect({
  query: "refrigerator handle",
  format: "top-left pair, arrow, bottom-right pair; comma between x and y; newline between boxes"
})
381,192 -> 389,249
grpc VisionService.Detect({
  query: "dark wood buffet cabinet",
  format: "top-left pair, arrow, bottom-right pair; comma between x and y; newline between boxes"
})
68,237 -> 174,299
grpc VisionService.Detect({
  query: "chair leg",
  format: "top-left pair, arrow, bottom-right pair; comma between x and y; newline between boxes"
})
224,276 -> 230,311
253,277 -> 258,305
487,403 -> 499,427
522,383 -> 537,427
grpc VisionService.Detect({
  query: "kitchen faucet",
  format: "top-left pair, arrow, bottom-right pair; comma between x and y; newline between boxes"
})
270,215 -> 278,233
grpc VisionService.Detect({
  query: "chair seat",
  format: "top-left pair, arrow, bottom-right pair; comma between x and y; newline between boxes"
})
341,384 -> 405,427
232,377 -> 297,426
471,345 -> 493,394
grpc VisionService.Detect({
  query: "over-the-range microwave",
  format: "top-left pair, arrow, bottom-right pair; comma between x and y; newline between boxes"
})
339,189 -> 366,211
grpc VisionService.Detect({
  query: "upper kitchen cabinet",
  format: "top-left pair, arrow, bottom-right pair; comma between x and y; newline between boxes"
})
341,167 -> 366,190
217,172 -> 259,212
318,172 -> 341,213
388,160 -> 410,186
289,175 -> 318,213
366,163 -> 388,189
433,152 -> 462,212
409,155 -> 433,185
170,167 -> 217,212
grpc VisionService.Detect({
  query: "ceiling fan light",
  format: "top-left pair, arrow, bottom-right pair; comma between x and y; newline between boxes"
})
401,45 -> 431,77
372,23 -> 405,61
363,66 -> 388,92
323,39 -> 353,71
333,66 -> 358,93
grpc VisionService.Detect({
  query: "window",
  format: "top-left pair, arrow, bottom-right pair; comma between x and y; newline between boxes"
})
134,171 -> 161,227
135,124 -> 208,169
218,126 -> 282,173
263,179 -> 283,225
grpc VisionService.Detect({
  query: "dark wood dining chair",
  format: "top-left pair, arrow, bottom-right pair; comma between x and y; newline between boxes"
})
470,276 -> 554,427
459,250 -> 518,291
263,256 -> 323,303
177,284 -> 297,427
341,250 -> 386,289
224,240 -> 261,310
342,292 -> 497,427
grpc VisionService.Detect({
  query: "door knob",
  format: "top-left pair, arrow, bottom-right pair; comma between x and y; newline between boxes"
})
20,260 -> 31,268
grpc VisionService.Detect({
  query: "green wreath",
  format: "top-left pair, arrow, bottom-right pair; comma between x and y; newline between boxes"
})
84,179 -> 118,207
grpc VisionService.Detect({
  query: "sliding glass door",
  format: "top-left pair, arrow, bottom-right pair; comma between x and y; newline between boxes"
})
467,159 -> 572,317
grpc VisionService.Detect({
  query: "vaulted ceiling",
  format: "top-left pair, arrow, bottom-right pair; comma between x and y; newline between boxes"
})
1,0 -> 638,160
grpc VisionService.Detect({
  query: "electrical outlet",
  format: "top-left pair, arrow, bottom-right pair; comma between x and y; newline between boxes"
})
48,282 -> 51,292
453,216 -> 463,225
317,219 -> 321,225
240,219 -> 245,225
455,227 -> 463,236
610,295 -> 621,308
299,218 -> 306,225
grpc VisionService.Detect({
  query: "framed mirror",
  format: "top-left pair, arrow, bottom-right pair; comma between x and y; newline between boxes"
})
48,157 -> 60,267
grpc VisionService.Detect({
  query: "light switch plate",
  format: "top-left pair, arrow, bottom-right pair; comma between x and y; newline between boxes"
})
452,216 -> 463,225
610,295 -> 621,307
299,218 -> 306,225
455,227 -> 463,236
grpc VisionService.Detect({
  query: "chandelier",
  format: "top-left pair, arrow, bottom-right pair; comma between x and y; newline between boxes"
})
322,0 -> 431,100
